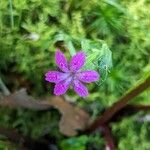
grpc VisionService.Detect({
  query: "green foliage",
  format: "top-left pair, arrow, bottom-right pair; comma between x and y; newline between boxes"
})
0,140 -> 17,150
112,113 -> 150,150
0,108 -> 61,140
60,135 -> 88,150
0,0 -> 150,149
81,39 -> 112,83
60,134 -> 104,150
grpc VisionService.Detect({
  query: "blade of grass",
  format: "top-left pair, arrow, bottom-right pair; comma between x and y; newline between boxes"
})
0,0 -> 3,34
0,77 -> 10,95
8,0 -> 14,29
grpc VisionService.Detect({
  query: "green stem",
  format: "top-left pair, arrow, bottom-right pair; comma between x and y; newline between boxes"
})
8,0 -> 14,29
0,77 -> 10,95
0,0 -> 3,33
67,41 -> 76,56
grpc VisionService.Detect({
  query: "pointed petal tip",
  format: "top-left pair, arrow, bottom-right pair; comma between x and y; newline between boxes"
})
70,51 -> 86,72
81,92 -> 88,98
77,70 -> 100,83
72,50 -> 85,56
55,50 -> 69,72
73,80 -> 89,97
53,77 -> 72,95
44,71 -> 70,83
54,91 -> 61,96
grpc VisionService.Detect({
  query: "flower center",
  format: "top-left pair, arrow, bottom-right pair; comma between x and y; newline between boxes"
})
68,71 -> 77,82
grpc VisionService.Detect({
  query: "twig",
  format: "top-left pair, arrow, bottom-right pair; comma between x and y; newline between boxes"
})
0,77 -> 10,95
101,125 -> 115,150
110,104 -> 150,123
84,76 -> 150,133
124,104 -> 150,111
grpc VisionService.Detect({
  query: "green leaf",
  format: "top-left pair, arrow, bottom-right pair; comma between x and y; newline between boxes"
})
54,32 -> 76,56
98,42 -> 113,69
104,0 -> 126,13
60,135 -> 88,150
66,40 -> 76,56
81,39 -> 112,83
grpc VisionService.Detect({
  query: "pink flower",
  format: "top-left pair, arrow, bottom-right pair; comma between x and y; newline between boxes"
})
45,50 -> 100,97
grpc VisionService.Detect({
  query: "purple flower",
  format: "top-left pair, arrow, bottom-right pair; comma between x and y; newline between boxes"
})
45,50 -> 100,97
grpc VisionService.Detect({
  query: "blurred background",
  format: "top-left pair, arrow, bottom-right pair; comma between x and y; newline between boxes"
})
0,0 -> 150,149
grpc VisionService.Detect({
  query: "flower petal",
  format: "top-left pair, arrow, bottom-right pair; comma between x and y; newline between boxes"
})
45,71 -> 70,83
54,77 -> 72,95
72,80 -> 88,97
70,51 -> 86,72
77,70 -> 100,83
55,50 -> 69,72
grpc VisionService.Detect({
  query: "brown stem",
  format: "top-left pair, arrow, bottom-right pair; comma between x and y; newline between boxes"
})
110,104 -> 150,123
84,76 -> 150,133
124,104 -> 150,111
101,125 -> 115,150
